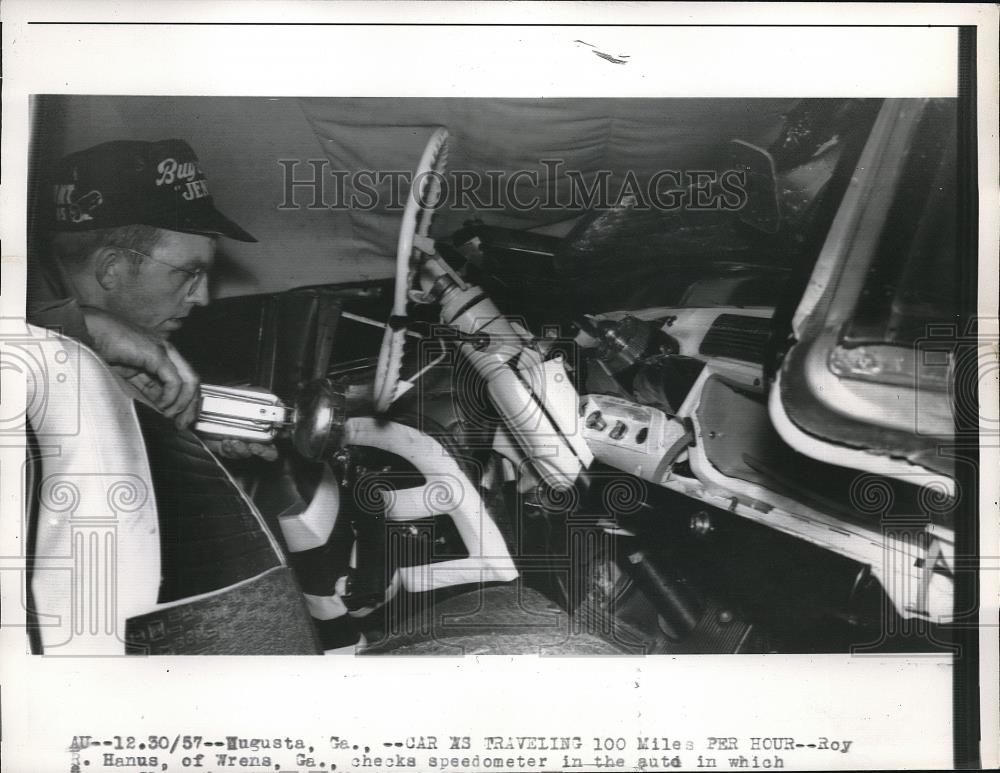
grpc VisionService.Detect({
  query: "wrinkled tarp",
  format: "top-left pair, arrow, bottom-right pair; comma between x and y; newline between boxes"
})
32,96 -> 795,295
300,97 -> 795,258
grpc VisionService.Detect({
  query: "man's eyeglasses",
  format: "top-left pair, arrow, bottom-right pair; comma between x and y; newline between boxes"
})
117,247 -> 209,299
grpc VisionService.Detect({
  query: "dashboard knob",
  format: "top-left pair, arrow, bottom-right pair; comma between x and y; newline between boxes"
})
586,410 -> 607,432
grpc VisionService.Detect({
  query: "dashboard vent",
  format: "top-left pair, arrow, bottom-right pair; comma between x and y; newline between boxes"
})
699,314 -> 772,364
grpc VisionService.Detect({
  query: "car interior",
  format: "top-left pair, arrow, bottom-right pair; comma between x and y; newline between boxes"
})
28,96 -> 961,655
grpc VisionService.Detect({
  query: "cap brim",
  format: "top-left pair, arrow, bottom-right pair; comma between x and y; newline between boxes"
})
187,206 -> 258,243
158,204 -> 257,243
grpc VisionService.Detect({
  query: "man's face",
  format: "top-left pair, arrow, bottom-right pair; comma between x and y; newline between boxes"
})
105,230 -> 216,337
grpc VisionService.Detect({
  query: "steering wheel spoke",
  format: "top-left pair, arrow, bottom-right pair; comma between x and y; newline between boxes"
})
412,233 -> 437,256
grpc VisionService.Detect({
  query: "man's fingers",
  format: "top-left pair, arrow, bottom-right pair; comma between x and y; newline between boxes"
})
110,364 -> 143,380
220,439 -> 252,458
145,343 -> 197,420
146,344 -> 183,413
248,443 -> 280,462
202,437 -> 279,462
163,345 -> 200,428
125,372 -> 164,404
176,395 -> 200,430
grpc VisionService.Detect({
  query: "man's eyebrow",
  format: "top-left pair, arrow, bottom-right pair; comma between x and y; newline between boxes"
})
179,254 -> 215,271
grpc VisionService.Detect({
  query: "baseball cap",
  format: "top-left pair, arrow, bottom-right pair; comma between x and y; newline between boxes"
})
50,139 -> 257,242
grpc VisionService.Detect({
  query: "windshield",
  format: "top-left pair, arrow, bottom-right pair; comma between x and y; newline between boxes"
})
842,99 -> 958,347
543,99 -> 883,317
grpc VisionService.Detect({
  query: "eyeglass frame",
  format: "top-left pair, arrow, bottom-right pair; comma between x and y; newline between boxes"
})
115,246 -> 210,299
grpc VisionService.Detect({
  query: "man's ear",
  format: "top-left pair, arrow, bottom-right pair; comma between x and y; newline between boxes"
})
93,247 -> 126,291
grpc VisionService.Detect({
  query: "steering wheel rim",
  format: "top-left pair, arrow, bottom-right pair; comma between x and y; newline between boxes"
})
372,127 -> 449,413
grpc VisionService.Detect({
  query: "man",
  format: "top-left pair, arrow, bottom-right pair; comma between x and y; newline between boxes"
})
26,139 -> 318,654
30,141 -> 229,420
30,139 -> 277,457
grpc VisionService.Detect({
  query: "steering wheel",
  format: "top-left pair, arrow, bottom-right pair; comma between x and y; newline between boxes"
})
372,127 -> 450,413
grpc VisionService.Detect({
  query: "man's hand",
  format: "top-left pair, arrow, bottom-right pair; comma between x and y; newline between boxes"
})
81,306 -> 200,428
203,437 -> 280,462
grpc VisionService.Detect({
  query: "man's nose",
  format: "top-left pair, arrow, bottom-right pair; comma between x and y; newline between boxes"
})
189,275 -> 211,307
